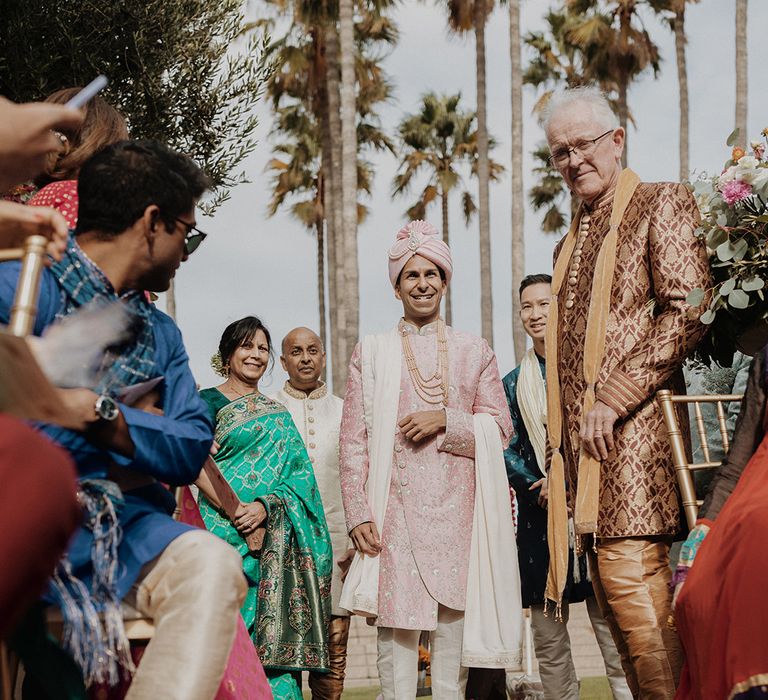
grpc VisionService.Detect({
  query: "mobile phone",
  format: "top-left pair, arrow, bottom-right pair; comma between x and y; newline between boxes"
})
66,75 -> 108,109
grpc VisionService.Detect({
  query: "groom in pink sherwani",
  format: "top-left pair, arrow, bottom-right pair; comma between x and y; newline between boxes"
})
339,220 -> 521,699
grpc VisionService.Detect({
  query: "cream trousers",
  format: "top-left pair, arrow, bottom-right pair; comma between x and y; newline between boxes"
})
125,530 -> 247,700
377,605 -> 466,700
530,596 -> 632,700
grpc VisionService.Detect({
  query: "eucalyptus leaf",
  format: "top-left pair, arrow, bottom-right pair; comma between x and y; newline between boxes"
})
742,276 -> 765,292
726,128 -> 740,147
700,308 -> 716,325
733,238 -> 749,261
728,289 -> 750,309
707,227 -> 728,248
719,278 -> 736,296
716,240 -> 737,261
686,288 -> 705,306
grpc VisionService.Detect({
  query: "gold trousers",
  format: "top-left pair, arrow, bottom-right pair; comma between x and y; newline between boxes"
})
125,530 -> 247,700
308,615 -> 351,700
588,536 -> 682,700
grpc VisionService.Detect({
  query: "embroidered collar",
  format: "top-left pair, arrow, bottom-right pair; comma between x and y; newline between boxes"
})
398,318 -> 442,336
282,380 -> 328,400
583,186 -> 617,214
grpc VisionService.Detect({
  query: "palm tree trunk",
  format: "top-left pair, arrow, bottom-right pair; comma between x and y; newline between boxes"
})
735,0 -> 748,148
315,216 -> 328,383
441,190 -> 452,326
674,3 -> 689,181
339,0 -> 359,377
166,278 -> 176,320
509,0 -> 526,363
325,19 -> 347,395
618,78 -> 629,168
474,0 -> 493,345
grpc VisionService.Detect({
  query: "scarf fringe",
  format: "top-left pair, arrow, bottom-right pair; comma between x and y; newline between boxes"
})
51,480 -> 135,687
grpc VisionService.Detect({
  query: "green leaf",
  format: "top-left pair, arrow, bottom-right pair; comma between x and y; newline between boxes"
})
686,288 -> 705,306
716,240 -> 737,261
706,227 -> 728,249
726,128 -> 741,147
719,278 -> 736,296
742,276 -> 765,292
733,238 -> 750,261
700,308 -> 717,325
728,289 -> 750,309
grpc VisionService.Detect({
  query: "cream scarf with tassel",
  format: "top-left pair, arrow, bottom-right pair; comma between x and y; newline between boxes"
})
516,348 -> 547,477
544,169 -> 640,616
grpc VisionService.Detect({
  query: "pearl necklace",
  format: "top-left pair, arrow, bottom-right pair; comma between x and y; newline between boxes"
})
400,319 -> 449,406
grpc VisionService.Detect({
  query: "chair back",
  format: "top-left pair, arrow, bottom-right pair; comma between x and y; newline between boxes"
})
656,389 -> 743,530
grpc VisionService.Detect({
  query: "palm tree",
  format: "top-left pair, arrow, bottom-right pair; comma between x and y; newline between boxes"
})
671,0 -> 691,180
444,0 -> 495,344
523,8 -> 612,233
392,92 -> 504,326
339,0 -> 359,376
508,0 -> 526,361
735,0 -> 748,148
565,0 -> 662,167
528,143 -> 571,234
265,0 -> 395,390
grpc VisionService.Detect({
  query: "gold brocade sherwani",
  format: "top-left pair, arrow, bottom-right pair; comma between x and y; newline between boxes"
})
554,181 -> 712,538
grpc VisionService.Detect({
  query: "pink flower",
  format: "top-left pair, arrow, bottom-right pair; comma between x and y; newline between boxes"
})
720,179 -> 753,205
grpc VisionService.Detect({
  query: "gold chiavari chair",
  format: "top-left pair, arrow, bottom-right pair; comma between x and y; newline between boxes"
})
656,389 -> 743,531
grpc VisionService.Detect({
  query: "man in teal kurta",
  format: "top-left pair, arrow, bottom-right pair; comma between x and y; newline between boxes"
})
502,274 -> 629,700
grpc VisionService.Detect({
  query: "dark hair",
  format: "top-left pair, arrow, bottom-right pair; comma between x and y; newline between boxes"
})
76,139 -> 211,236
218,316 -> 274,370
395,264 -> 447,287
36,87 -> 129,186
519,273 -> 552,298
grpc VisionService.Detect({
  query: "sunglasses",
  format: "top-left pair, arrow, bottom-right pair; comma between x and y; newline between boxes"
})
174,217 -> 208,255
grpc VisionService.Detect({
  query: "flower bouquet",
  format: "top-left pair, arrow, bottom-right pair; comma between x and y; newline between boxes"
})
687,129 -> 768,365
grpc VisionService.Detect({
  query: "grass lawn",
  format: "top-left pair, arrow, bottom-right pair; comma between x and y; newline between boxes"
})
321,676 -> 613,699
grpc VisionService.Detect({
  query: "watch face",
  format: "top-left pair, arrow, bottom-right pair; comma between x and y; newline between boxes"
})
96,395 -> 119,421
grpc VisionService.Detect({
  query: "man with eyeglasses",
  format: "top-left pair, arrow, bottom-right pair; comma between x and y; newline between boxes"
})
541,86 -> 711,699
0,139 -> 246,699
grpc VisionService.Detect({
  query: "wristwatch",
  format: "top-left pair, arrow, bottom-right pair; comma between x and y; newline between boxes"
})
94,394 -> 119,422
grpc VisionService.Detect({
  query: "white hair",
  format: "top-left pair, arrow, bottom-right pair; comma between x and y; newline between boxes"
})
541,86 -> 619,134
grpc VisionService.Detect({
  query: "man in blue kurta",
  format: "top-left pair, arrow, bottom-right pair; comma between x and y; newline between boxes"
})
503,274 -> 630,700
0,140 -> 246,699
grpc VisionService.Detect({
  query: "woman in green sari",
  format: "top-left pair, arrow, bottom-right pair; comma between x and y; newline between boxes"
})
197,316 -> 333,699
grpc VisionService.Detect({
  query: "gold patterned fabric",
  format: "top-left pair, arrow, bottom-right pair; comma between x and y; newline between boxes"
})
553,182 -> 711,537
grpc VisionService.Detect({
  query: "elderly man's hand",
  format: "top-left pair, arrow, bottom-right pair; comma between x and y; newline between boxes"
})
0,201 -> 69,263
0,97 -> 84,190
579,400 -> 619,461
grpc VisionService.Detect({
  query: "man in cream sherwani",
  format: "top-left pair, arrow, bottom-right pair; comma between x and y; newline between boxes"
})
273,327 -> 354,700
339,220 -> 523,700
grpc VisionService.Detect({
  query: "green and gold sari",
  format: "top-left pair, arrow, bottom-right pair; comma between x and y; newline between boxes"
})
199,388 -> 332,699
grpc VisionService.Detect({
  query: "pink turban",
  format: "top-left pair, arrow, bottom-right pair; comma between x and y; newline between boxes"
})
387,220 -> 453,288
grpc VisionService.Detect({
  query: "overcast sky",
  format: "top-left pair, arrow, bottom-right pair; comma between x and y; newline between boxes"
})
159,0 -> 768,394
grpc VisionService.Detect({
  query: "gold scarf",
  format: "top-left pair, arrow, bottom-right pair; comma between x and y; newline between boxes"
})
544,168 -> 640,616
